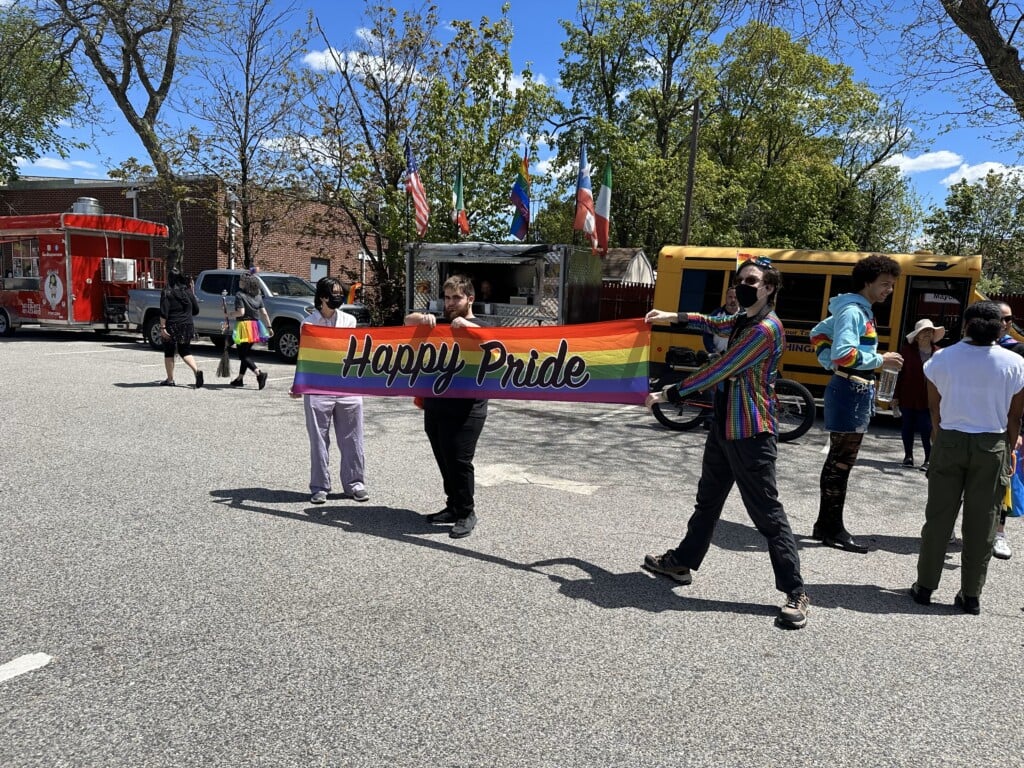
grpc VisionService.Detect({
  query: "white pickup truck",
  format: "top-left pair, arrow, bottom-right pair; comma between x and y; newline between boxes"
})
128,269 -> 370,362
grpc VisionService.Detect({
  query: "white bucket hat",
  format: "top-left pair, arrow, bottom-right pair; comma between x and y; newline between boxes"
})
906,318 -> 945,344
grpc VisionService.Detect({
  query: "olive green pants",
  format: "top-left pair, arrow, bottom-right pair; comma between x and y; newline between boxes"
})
916,429 -> 1007,598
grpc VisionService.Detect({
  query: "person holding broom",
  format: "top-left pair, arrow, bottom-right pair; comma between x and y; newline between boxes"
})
229,269 -> 273,390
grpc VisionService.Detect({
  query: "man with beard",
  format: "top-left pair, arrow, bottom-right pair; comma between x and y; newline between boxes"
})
405,274 -> 487,539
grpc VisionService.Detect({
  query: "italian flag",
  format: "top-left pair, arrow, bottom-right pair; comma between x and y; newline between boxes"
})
595,161 -> 611,256
451,160 -> 470,236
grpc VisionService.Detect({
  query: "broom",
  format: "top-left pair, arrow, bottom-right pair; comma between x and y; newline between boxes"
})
216,291 -> 232,378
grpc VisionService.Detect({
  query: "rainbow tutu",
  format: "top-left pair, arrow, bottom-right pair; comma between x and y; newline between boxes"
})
233,319 -> 270,344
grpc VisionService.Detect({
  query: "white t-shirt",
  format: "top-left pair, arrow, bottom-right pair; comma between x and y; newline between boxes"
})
924,341 -> 1024,433
302,308 -> 359,399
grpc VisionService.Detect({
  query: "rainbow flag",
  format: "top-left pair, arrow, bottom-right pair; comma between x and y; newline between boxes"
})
292,319 -> 651,405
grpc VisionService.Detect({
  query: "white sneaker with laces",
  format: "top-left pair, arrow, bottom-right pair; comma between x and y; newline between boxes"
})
993,533 -> 1012,560
311,491 -> 328,504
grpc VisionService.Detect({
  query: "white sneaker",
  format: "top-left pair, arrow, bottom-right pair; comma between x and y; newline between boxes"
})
993,533 -> 1012,560
311,491 -> 328,504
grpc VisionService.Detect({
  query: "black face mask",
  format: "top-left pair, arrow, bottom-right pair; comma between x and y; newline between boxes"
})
734,283 -> 760,308
326,295 -> 344,309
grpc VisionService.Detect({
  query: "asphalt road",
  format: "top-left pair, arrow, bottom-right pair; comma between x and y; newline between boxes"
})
2,329 -> 1022,767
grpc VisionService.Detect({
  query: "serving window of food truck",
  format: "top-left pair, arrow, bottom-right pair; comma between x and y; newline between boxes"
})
650,246 -> 982,397
406,242 -> 601,327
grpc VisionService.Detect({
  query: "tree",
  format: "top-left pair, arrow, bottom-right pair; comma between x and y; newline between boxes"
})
294,2 -> 555,324
0,6 -> 82,181
39,0 -> 213,266
695,22 -> 919,250
173,0 -> 311,269
757,0 -> 1024,145
552,0 -> 728,249
922,172 -> 1024,293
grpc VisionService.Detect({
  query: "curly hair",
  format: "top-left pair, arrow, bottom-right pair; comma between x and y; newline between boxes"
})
963,301 -> 1003,345
851,255 -> 901,291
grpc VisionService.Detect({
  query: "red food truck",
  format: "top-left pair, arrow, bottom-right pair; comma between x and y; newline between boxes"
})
0,197 -> 168,336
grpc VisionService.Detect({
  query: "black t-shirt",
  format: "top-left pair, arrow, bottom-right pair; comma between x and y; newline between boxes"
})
160,285 -> 199,325
235,291 -> 264,320
422,316 -> 488,415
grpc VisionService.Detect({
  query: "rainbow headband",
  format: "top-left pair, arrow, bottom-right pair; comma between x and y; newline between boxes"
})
291,319 -> 651,405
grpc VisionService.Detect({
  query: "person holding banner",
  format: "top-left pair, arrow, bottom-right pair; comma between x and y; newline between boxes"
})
291,277 -> 368,505
230,270 -> 273,390
642,257 -> 810,630
405,274 -> 487,539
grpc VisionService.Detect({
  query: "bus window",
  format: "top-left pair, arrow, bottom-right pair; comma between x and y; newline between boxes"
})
830,274 -> 894,328
776,273 -> 827,331
901,277 -> 971,346
678,269 -> 729,314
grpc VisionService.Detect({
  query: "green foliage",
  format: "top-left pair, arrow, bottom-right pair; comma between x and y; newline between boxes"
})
0,7 -> 82,180
923,173 -> 1024,292
295,2 -> 557,323
693,22 -> 919,251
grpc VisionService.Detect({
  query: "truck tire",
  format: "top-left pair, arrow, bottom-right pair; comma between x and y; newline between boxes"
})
0,309 -> 15,337
274,321 -> 301,362
143,313 -> 163,349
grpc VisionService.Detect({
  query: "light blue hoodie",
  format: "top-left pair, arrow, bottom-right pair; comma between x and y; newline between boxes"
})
810,293 -> 881,371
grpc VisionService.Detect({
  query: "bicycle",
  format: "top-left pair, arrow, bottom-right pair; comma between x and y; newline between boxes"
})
650,347 -> 816,442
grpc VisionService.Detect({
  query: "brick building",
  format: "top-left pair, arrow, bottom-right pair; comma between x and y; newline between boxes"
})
0,176 -> 369,290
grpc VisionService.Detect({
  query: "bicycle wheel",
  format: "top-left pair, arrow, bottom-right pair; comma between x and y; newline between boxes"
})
652,399 -> 708,431
774,378 -> 816,442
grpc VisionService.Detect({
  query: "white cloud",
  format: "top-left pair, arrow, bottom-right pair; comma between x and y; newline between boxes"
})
16,157 -> 99,173
303,48 -> 344,73
883,150 -> 962,175
509,73 -> 548,92
940,161 -> 1024,186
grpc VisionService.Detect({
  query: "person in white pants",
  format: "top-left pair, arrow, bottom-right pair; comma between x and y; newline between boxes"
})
291,277 -> 367,504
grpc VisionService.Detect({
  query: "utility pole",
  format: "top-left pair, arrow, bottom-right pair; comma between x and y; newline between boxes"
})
681,98 -> 700,246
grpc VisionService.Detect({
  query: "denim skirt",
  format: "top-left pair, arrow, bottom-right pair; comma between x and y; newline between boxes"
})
823,374 -> 874,433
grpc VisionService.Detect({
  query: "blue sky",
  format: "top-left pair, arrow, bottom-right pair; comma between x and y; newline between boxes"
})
15,0 -> 1022,212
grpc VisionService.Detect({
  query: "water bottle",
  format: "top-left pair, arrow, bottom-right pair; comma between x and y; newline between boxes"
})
875,362 -> 900,404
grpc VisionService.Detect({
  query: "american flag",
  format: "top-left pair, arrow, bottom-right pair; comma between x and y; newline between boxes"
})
404,138 -> 430,238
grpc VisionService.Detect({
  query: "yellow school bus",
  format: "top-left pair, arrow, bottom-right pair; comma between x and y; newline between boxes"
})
650,246 -> 983,396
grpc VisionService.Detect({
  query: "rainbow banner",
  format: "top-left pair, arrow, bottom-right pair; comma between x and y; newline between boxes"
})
292,318 -> 651,405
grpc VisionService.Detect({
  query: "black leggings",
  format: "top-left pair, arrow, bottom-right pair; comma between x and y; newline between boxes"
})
236,342 -> 258,376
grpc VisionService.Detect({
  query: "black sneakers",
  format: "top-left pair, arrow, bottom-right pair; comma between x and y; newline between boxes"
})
195,370 -> 204,389
910,583 -> 933,606
641,552 -> 693,584
954,591 -> 981,615
257,371 -> 268,390
450,514 -> 477,539
777,592 -> 810,629
426,508 -> 460,524
230,378 -> 244,387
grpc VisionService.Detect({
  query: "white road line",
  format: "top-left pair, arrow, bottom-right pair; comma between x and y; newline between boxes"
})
0,653 -> 53,683
42,349 -> 110,356
589,405 -> 639,422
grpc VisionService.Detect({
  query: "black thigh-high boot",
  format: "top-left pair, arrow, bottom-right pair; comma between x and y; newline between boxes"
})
814,432 -> 868,554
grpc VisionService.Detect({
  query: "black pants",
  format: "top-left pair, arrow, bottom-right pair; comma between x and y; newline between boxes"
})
671,429 -> 804,595
236,342 -> 258,376
424,405 -> 486,519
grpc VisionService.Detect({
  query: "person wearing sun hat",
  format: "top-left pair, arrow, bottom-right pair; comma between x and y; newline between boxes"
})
894,319 -> 946,470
